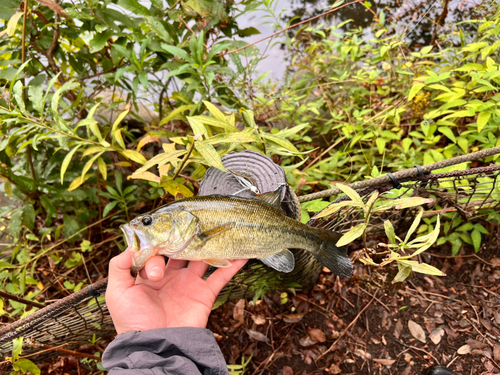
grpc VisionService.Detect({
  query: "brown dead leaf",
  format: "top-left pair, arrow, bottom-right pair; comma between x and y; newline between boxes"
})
246,329 -> 269,343
493,344 -> 500,361
299,336 -> 317,347
429,327 -> 445,345
394,319 -> 403,339
354,348 -> 372,360
233,299 -> 245,322
408,320 -> 426,344
251,314 -> 266,325
308,328 -> 326,343
38,0 -> 70,18
457,344 -> 472,355
494,310 -> 500,326
491,257 -> 500,267
327,363 -> 342,374
373,358 -> 396,366
283,312 -> 305,323
282,365 -> 293,375
466,339 -> 489,349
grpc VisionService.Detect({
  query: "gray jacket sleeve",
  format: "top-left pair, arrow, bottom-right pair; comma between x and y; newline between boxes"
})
102,327 -> 229,375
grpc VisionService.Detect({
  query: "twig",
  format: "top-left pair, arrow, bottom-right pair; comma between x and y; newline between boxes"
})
318,289 -> 379,360
396,340 -> 439,364
222,0 -> 364,57
172,137 -> 197,180
358,288 -> 390,312
303,136 -> 346,171
250,324 -> 296,375
0,290 -> 45,309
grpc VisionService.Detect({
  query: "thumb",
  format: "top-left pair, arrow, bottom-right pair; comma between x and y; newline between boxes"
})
107,248 -> 136,291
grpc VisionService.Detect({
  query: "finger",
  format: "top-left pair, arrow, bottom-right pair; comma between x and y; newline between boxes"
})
206,259 -> 248,296
107,248 -> 136,291
141,255 -> 166,282
187,260 -> 210,278
165,258 -> 188,271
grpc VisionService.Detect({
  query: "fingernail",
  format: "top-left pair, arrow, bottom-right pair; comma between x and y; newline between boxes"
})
149,266 -> 162,279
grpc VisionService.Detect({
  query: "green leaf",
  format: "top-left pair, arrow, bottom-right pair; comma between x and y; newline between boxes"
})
103,200 -> 119,217
189,116 -> 235,131
375,138 -> 386,154
237,27 -> 261,37
40,195 -> 57,218
13,81 -> 27,115
203,101 -> 226,120
12,337 -> 23,361
437,126 -> 456,143
8,209 -> 23,238
63,214 -> 80,241
301,199 -> 331,212
477,112 -> 491,133
374,197 -> 432,212
384,220 -> 396,245
22,204 -> 35,231
402,138 -> 412,153
161,44 -> 195,63
89,30 -> 114,53
457,137 -> 468,153
336,223 -> 366,247
195,142 -> 226,171
187,116 -> 209,137
81,151 -> 105,181
335,183 -> 363,204
404,207 -> 423,243
145,17 -> 173,42
471,228 -> 481,252
160,176 -> 194,198
408,83 -> 425,101
117,0 -> 151,16
204,129 -> 260,145
260,133 -> 300,154
28,81 -> 44,115
392,264 -> 411,283
399,260 -> 444,276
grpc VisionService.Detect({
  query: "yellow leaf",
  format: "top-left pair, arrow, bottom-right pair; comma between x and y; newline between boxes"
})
129,171 -> 160,183
114,128 -> 126,149
121,150 -> 147,165
97,157 -> 107,180
68,174 -> 92,191
137,136 -> 161,152
203,101 -> 226,120
7,13 -> 23,37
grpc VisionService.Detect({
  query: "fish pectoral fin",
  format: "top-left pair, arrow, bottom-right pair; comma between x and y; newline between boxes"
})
203,259 -> 233,268
255,185 -> 285,210
260,249 -> 295,273
198,222 -> 235,242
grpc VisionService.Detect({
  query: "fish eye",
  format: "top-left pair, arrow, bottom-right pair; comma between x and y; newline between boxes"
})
142,216 -> 153,226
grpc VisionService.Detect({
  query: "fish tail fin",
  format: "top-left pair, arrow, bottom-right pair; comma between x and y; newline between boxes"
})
313,231 -> 353,278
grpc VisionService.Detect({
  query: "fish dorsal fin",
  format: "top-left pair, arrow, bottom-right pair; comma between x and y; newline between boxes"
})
198,222 -> 235,242
260,249 -> 295,273
255,185 -> 285,210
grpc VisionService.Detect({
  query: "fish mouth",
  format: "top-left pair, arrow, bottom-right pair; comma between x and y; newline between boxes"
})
120,224 -> 151,252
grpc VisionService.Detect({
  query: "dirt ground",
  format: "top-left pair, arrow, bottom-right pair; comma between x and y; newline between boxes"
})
32,243 -> 500,375
208,245 -> 500,375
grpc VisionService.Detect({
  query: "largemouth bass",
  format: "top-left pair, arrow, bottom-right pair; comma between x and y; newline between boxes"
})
121,186 -> 353,278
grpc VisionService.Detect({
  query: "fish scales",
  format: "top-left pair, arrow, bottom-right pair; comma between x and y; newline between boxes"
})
166,196 -> 321,260
121,187 -> 353,278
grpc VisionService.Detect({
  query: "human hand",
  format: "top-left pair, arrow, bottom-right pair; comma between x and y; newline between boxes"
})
106,249 -> 247,334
